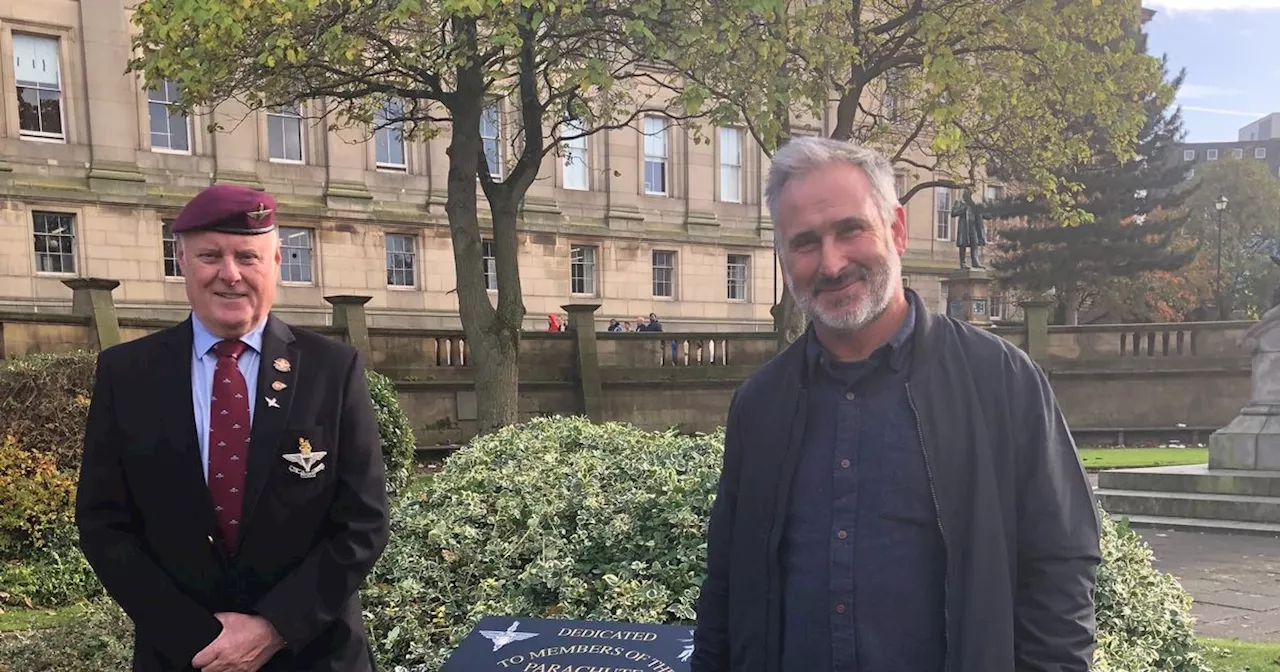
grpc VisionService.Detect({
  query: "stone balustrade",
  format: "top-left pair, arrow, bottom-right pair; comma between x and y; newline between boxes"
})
0,279 -> 1261,447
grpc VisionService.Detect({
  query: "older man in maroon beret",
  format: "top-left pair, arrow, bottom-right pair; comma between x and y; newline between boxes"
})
75,184 -> 390,672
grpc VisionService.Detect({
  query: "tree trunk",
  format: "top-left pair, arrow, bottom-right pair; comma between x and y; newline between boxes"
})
1061,285 -> 1081,326
444,120 -> 520,434
773,290 -> 807,351
444,25 -> 521,435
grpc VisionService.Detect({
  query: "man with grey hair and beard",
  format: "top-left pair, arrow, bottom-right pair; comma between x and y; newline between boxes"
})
690,137 -> 1100,672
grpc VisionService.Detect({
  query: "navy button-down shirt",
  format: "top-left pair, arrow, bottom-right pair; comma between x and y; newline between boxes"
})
780,294 -> 946,672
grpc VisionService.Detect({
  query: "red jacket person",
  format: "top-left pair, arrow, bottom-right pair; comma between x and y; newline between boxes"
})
75,184 -> 390,672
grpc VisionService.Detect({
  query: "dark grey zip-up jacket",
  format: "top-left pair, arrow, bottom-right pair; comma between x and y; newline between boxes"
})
691,291 -> 1101,672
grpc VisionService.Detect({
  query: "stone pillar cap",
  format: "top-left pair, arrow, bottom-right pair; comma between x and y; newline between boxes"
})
324,295 -> 373,305
62,277 -> 121,291
560,303 -> 602,313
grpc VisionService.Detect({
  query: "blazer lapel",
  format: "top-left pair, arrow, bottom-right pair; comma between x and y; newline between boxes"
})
239,314 -> 300,540
158,318 -> 218,537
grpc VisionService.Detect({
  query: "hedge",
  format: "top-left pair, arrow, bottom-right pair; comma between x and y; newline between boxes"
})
0,350 -> 416,608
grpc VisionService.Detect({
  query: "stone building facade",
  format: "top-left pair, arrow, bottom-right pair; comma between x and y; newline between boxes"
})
0,0 -> 971,331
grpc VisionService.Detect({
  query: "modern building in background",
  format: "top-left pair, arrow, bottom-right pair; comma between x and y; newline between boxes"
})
1177,114 -> 1280,178
1,1 -> 983,331
1238,113 -> 1280,142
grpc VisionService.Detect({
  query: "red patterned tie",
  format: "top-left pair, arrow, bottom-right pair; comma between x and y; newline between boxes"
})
208,339 -> 251,552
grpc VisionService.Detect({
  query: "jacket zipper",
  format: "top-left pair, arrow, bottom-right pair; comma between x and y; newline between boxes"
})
906,383 -> 949,672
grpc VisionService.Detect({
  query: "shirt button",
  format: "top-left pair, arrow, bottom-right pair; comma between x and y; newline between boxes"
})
840,459 -> 850,469
844,392 -> 855,401
836,603 -> 846,614
837,530 -> 847,540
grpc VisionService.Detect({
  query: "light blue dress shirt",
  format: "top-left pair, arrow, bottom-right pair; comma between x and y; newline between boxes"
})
191,313 -> 266,483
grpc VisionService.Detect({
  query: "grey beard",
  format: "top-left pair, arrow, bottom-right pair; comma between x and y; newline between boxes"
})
785,255 -> 898,333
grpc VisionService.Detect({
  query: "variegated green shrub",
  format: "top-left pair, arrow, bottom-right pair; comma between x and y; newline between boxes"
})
362,416 -> 723,671
1093,511 -> 1210,672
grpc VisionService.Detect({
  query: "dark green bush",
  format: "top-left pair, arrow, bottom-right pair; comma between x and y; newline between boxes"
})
0,349 -> 417,608
366,368 -> 417,495
0,352 -> 96,475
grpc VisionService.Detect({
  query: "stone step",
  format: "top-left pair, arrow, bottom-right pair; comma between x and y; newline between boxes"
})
1096,464 -> 1280,497
1109,514 -> 1280,538
1095,488 -> 1280,525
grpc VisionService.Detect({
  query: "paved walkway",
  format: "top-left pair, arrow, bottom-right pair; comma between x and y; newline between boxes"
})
1139,528 -> 1280,642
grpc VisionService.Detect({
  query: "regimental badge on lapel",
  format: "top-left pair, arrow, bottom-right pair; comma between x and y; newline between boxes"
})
283,436 -> 326,479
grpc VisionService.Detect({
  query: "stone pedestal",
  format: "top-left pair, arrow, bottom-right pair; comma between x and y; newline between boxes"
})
562,303 -> 603,422
1209,306 -> 1280,470
325,295 -> 373,356
1019,295 -> 1054,362
941,268 -> 993,327
63,278 -> 121,349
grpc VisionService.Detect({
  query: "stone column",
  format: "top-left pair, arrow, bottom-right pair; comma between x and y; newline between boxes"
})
941,268 -> 993,327
1019,296 -> 1054,363
79,0 -> 146,196
562,303 -> 604,422
63,278 -> 122,349
325,295 -> 373,355
1209,307 -> 1280,470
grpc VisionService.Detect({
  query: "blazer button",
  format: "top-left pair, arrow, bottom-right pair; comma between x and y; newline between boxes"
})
840,459 -> 851,469
836,603 -> 846,614
837,530 -> 847,540
844,392 -> 855,401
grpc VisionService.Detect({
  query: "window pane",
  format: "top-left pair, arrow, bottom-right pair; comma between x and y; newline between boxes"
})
38,90 -> 62,135
283,119 -> 302,161
13,34 -> 60,88
652,250 -> 675,298
571,245 -> 596,295
726,254 -> 749,301
565,146 -> 588,190
149,101 -> 170,136
17,87 -> 41,133
385,234 -> 416,287
268,116 -> 286,159
644,117 -> 666,156
719,127 -> 740,164
162,221 -> 182,277
645,160 -> 666,194
375,101 -> 407,167
268,108 -> 303,161
279,227 -> 313,283
483,139 -> 500,176
481,104 -> 501,177
33,212 -> 76,274
169,108 -> 190,151
721,165 -> 740,202
935,187 -> 951,240
482,240 -> 497,290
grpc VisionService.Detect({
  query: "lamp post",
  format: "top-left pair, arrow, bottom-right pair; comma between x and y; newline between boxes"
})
1214,195 -> 1229,320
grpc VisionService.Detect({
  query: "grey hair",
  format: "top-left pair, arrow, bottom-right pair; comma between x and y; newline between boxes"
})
765,137 -> 900,250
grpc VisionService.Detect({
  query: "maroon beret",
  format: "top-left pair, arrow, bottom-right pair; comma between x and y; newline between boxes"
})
172,184 -> 278,235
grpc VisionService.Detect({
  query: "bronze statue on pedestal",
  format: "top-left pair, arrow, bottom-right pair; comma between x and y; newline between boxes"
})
950,189 -> 988,269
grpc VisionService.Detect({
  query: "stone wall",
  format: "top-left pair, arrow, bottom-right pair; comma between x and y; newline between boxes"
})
0,284 -> 1257,447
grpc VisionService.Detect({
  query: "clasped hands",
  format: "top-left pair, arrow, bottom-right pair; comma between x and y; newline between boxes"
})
191,612 -> 286,672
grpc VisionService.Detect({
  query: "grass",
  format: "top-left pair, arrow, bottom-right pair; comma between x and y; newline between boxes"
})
1078,447 -> 1209,470
0,604 -> 84,633
1202,637 -> 1280,671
